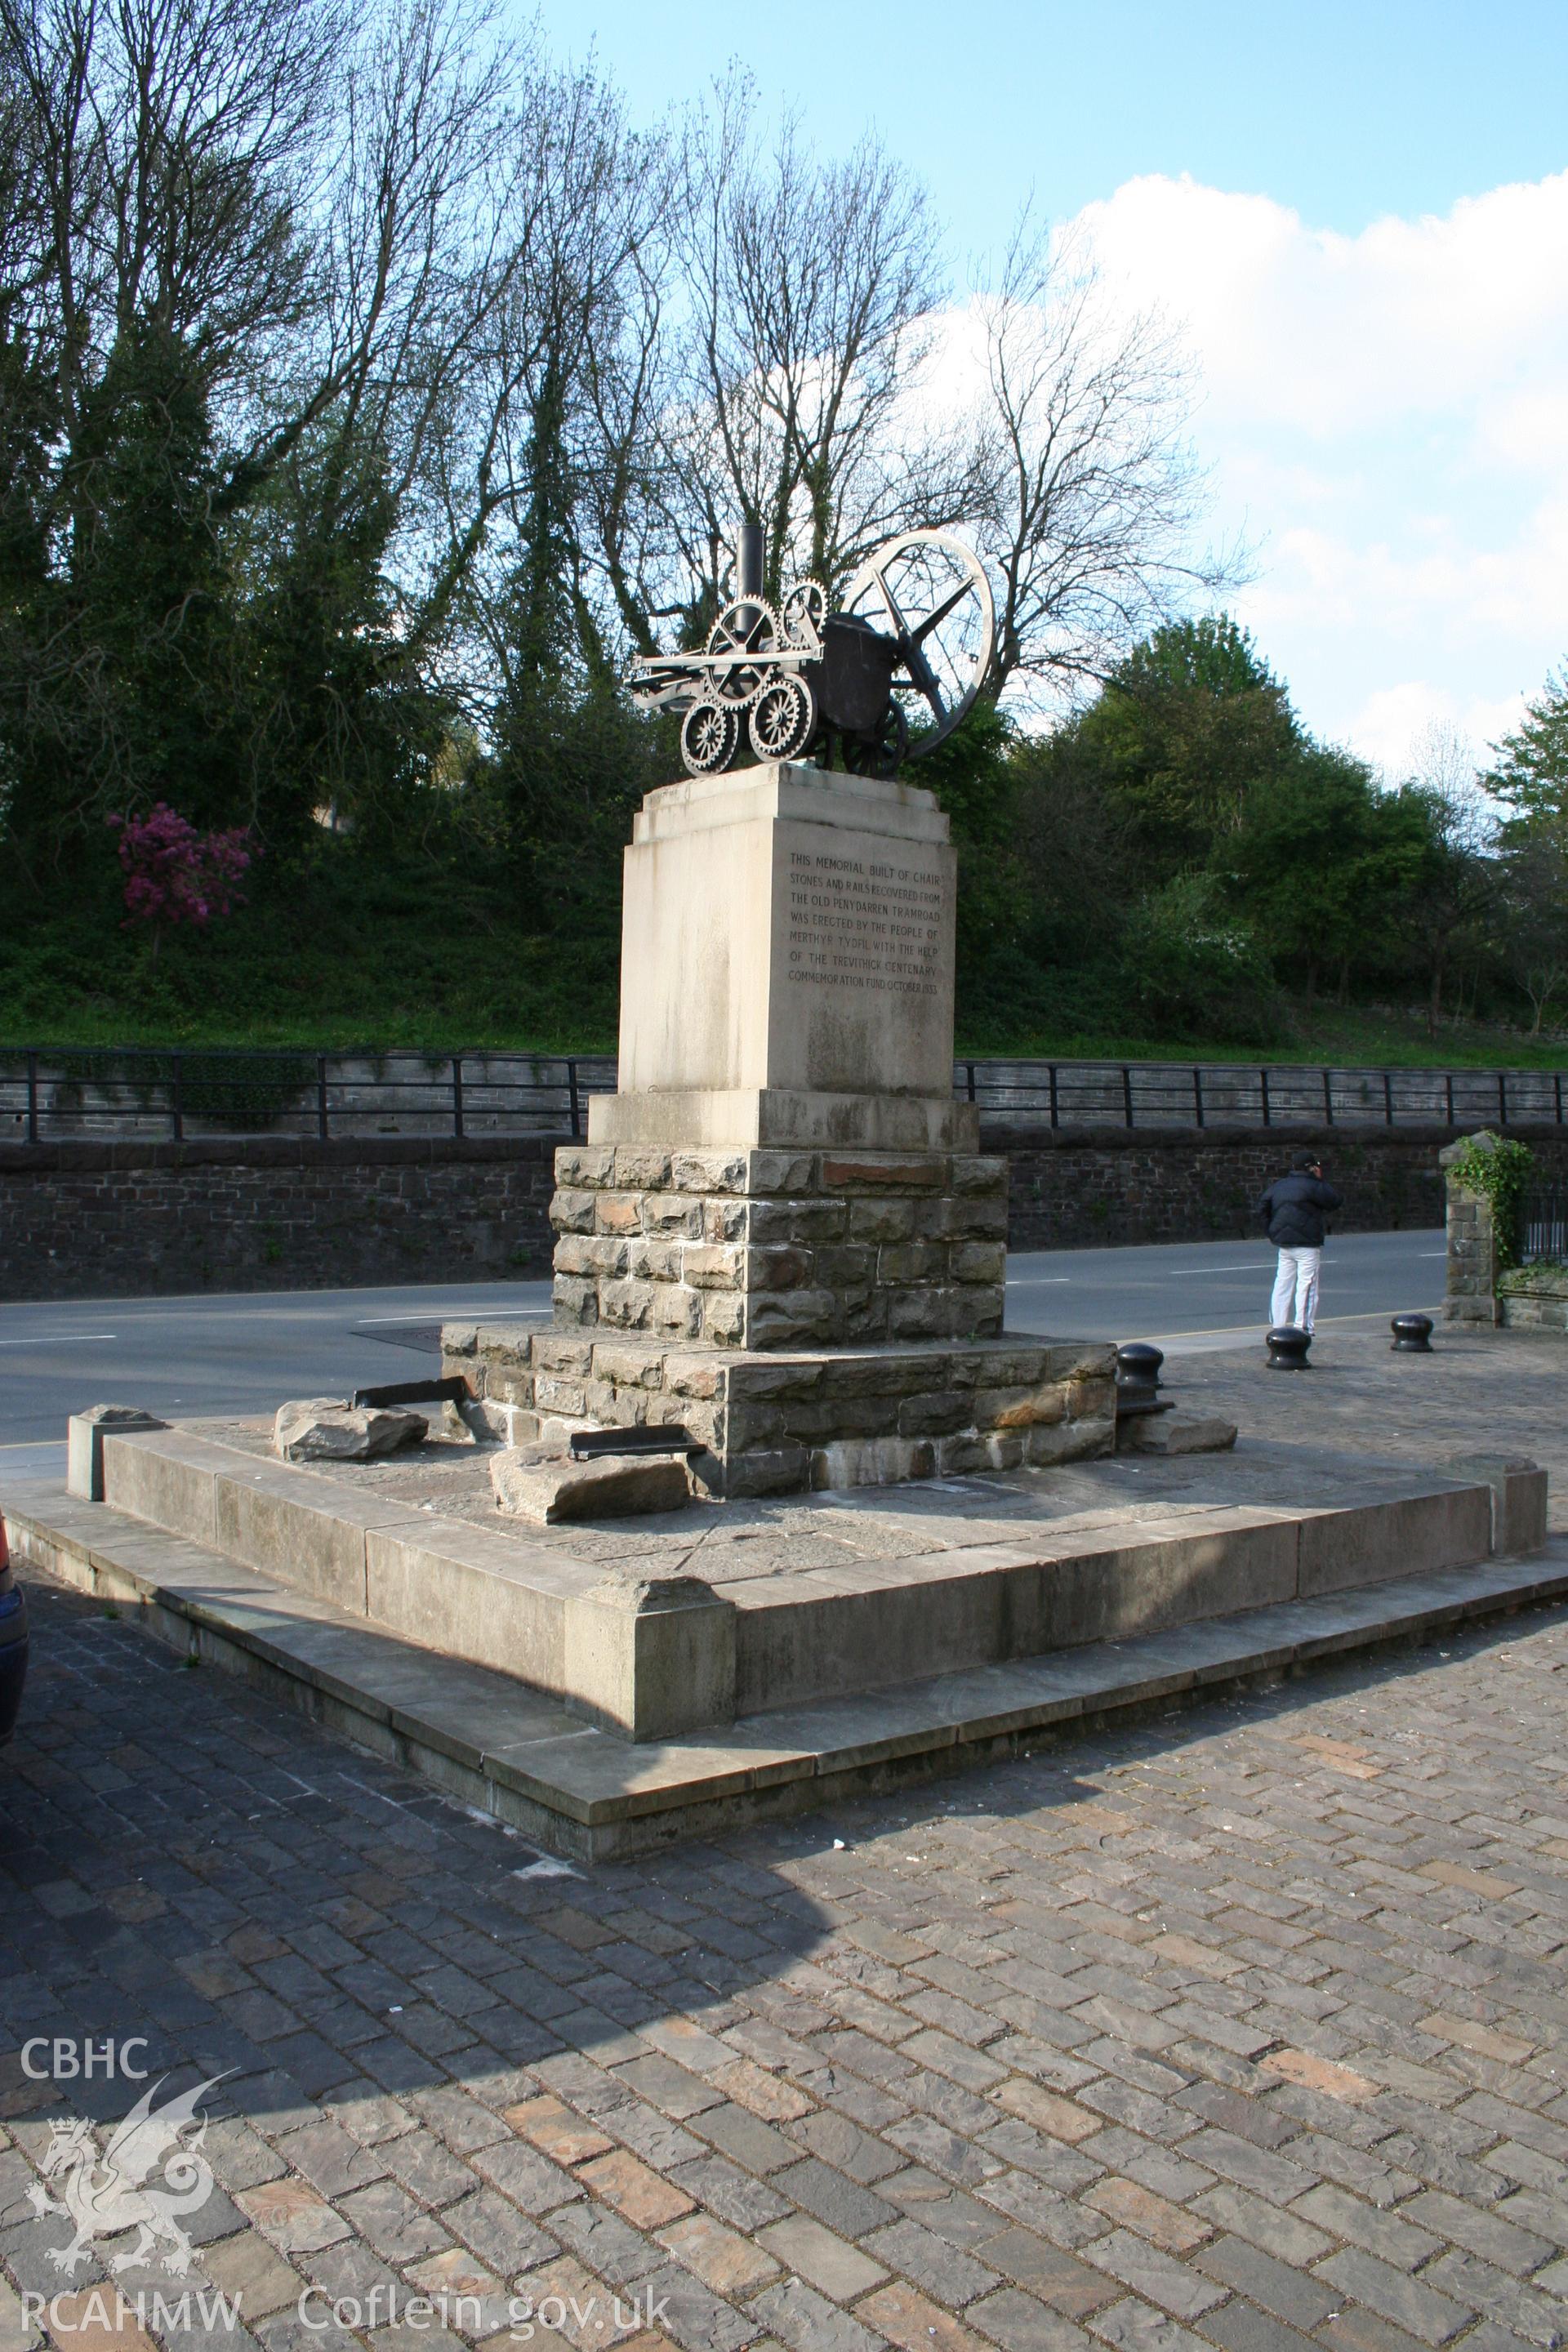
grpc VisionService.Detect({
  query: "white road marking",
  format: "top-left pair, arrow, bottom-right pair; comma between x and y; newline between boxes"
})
0,1332 -> 117,1347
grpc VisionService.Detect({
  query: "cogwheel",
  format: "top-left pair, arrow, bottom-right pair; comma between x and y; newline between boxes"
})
706,597 -> 782,706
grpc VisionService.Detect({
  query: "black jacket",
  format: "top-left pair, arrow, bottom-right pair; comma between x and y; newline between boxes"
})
1256,1170 -> 1342,1250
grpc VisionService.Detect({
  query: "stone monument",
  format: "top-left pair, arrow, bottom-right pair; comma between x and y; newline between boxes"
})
460,527 -> 1117,1493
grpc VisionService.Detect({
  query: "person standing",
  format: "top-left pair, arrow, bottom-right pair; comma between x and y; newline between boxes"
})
1256,1151 -> 1343,1335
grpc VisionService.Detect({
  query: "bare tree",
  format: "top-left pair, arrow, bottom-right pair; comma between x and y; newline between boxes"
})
965,211 -> 1238,706
653,77 -> 971,622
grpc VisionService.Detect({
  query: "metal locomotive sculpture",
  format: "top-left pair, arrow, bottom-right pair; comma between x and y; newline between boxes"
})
630,523 -> 996,779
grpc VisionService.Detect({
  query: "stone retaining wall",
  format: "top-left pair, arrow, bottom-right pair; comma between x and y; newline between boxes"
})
6,1121 -> 1564,1302
0,1135 -> 559,1300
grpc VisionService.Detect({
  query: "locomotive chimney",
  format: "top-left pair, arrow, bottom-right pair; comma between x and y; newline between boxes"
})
735,521 -> 764,599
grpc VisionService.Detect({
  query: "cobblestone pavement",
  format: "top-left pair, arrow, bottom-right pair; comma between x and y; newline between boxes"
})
6,1554 -> 1568,2352
1176,1328 -> 1568,1530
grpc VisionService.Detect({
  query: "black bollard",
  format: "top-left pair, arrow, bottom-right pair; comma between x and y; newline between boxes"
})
1390,1312 -> 1434,1353
1115,1342 -> 1165,1416
1265,1325 -> 1312,1370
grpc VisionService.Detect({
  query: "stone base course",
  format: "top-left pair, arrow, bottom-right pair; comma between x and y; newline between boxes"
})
3,1468 -> 1556,1858
549,1143 -> 1008,1352
444,1320 -> 1115,1496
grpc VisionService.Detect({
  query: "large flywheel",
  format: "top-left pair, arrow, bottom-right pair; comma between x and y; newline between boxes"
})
841,528 -> 995,756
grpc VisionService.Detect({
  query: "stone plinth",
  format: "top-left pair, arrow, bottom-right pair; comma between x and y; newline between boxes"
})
443,1322 -> 1116,1498
544,760 -> 1062,1490
550,1142 -> 1007,1352
590,761 -> 968,1153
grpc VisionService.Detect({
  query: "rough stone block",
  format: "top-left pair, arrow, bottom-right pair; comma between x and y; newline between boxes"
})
551,1276 -> 600,1327
555,1146 -> 615,1189
653,1286 -> 702,1339
822,1154 -> 944,1191
490,1446 -> 692,1526
744,1245 -> 814,1291
598,1277 -> 657,1330
672,1150 -> 748,1193
702,1196 -> 749,1242
876,1242 -> 947,1285
274,1399 -> 427,1463
531,1334 -> 595,1375
1067,1374 -> 1118,1421
627,1237 -> 684,1283
595,1193 -> 644,1234
533,1375 -> 586,1417
644,1193 -> 704,1236
562,1575 -> 737,1740
848,1198 -> 915,1242
67,1404 -> 167,1502
1024,1415 -> 1116,1466
613,1147 -> 673,1190
662,1352 -> 722,1400
591,1342 -> 667,1388
1126,1414 -> 1238,1456
810,1437 -> 936,1490
554,1234 -> 627,1279
746,1291 -> 838,1348
684,1243 -> 744,1290
950,1155 -> 1009,1194
976,1383 -> 1067,1430
747,1152 -> 815,1194
898,1390 -> 971,1437
724,1445 -> 812,1497
702,1294 -> 746,1345
934,1429 -> 1026,1475
952,1242 -> 1007,1285
549,1188 -> 596,1234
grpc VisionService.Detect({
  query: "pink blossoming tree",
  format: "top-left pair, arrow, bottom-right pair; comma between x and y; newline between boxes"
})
108,804 -> 256,958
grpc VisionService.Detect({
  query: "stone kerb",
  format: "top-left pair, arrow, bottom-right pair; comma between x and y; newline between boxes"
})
549,1141 -> 1008,1352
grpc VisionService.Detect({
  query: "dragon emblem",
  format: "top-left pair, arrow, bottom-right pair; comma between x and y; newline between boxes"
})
27,2074 -> 229,2275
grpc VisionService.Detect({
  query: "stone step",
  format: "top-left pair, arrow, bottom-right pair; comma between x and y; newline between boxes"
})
60,1418 -> 1539,1738
7,1473 -> 1566,1862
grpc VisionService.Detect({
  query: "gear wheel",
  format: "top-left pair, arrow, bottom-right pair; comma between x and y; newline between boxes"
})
680,701 -> 740,775
706,597 -> 782,706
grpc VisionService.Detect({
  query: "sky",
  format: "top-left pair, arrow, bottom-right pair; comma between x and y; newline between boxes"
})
534,0 -> 1568,777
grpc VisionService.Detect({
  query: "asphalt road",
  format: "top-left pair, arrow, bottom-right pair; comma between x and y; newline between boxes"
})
0,1228 -> 1445,1473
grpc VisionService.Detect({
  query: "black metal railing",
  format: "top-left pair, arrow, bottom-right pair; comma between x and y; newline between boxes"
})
1519,1186 -> 1568,1264
2,1047 -> 1563,1145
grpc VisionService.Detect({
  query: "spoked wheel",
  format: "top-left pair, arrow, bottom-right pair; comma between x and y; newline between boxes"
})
842,529 -> 995,756
706,598 -> 782,706
680,702 -> 740,776
846,700 -> 908,780
748,673 -> 817,764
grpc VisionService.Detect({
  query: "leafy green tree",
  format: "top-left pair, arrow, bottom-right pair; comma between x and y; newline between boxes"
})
1054,616 -> 1303,882
1484,668 -> 1568,822
1223,746 -> 1429,1003
1119,872 -> 1277,1044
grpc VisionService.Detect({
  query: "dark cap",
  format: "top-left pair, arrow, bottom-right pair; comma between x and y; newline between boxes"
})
1292,1150 -> 1324,1171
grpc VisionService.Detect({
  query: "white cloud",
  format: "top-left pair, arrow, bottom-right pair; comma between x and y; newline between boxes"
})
1060,171 -> 1568,773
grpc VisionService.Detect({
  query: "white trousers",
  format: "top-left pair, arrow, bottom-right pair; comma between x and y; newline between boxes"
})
1270,1246 -> 1321,1333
